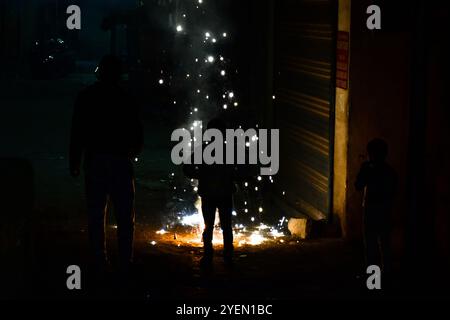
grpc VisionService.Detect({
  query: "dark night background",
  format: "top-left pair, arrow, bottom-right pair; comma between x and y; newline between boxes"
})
1,0 -> 450,303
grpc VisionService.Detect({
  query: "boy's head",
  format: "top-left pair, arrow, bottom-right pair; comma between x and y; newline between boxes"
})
367,138 -> 388,163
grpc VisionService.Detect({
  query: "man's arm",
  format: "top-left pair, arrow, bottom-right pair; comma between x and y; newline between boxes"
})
69,93 -> 85,177
183,163 -> 200,179
183,146 -> 202,179
130,98 -> 144,158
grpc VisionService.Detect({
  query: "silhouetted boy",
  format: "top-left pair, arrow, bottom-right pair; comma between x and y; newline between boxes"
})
355,138 -> 396,273
70,55 -> 143,272
183,119 -> 237,267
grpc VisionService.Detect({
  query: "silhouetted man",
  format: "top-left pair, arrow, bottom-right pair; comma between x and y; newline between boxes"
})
355,138 -> 396,274
70,55 -> 143,273
183,119 -> 237,267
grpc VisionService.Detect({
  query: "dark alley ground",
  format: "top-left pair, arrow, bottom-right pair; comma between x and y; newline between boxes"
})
0,75 -> 446,301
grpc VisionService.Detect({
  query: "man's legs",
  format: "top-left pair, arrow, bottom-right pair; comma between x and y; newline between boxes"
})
110,157 -> 136,269
218,197 -> 234,263
201,198 -> 216,262
364,213 -> 381,268
379,227 -> 392,274
84,156 -> 109,269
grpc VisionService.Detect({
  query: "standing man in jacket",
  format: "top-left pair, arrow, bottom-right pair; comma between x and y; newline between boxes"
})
70,55 -> 143,274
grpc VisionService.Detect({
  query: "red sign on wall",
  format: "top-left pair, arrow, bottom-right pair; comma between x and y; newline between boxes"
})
336,31 -> 349,90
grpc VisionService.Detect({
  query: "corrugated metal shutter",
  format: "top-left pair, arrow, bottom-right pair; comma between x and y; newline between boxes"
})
273,0 -> 337,220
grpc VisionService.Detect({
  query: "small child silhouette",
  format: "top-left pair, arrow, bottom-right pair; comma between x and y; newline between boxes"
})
355,138 -> 397,273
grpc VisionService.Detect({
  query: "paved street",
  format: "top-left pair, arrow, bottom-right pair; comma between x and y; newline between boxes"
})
0,76 -> 442,301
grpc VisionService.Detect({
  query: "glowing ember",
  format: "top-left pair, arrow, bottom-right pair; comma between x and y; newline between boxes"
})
181,213 -> 203,227
271,229 -> 284,238
248,232 -> 266,245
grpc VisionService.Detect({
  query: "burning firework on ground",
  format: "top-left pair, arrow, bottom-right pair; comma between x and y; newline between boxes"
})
147,0 -> 288,247
149,172 -> 289,248
151,195 -> 289,247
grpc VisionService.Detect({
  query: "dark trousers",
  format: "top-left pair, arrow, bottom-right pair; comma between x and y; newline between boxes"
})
84,154 -> 135,268
201,196 -> 234,257
363,209 -> 392,273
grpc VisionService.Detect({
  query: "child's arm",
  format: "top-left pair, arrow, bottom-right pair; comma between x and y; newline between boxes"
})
355,161 -> 371,191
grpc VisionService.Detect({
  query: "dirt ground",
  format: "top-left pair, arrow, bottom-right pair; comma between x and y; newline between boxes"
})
0,76 -> 443,301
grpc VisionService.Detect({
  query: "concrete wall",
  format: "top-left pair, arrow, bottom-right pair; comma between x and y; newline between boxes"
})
423,5 -> 450,263
344,1 -> 450,267
333,0 -> 351,237
346,0 -> 413,254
